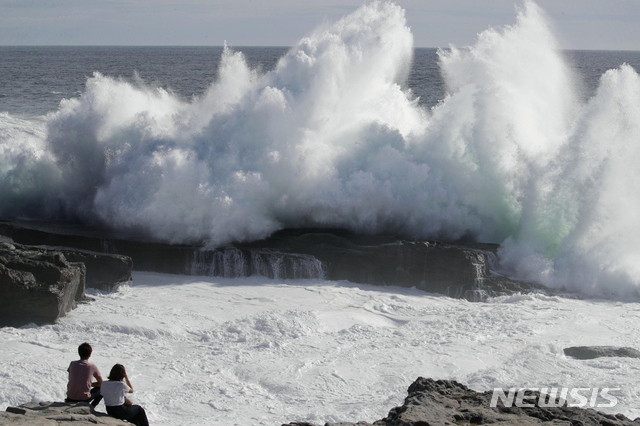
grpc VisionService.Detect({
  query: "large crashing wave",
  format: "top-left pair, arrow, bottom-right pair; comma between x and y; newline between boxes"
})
1,1 -> 640,297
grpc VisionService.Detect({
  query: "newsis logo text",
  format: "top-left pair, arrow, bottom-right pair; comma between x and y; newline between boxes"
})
490,387 -> 620,408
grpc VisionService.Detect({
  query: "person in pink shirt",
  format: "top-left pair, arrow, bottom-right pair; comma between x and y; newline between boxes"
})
66,343 -> 103,408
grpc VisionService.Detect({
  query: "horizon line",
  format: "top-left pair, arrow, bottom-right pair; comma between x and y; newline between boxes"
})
2,44 -> 640,53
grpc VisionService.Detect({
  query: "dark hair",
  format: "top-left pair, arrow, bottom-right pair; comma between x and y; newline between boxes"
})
78,343 -> 92,360
108,364 -> 126,382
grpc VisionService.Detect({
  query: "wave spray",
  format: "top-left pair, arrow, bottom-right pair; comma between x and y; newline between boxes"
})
1,1 -> 640,296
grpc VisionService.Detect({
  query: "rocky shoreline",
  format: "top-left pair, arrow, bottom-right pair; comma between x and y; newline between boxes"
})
0,219 -> 544,303
5,377 -> 638,426
1,401 -> 128,425
1,220 -> 638,425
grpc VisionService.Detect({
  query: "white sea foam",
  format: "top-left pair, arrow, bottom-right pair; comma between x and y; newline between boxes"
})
1,1 -> 640,295
1,272 -> 639,425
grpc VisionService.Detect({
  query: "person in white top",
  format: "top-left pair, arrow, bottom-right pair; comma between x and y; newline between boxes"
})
100,364 -> 149,426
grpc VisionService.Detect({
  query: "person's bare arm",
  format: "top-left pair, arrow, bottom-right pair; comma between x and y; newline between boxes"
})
92,374 -> 103,388
124,373 -> 134,393
123,372 -> 134,404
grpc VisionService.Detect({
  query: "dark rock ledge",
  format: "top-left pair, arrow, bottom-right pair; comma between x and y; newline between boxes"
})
1,401 -> 127,425
0,219 -> 544,301
283,378 -> 640,426
0,238 -> 132,327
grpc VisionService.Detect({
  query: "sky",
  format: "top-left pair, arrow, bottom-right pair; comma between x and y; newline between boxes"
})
1,0 -> 640,50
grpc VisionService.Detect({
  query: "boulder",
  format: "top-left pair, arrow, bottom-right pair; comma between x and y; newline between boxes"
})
0,242 -> 85,327
1,401 -> 127,425
564,346 -> 640,360
283,377 -> 640,426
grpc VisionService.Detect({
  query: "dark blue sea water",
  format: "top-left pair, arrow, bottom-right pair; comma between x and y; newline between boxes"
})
0,47 -> 285,117
3,46 -> 638,118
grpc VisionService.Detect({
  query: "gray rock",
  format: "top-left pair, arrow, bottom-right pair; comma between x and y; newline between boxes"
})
47,248 -> 132,292
283,377 -> 640,426
236,230 -> 541,300
0,242 -> 85,327
1,401 -> 128,425
285,423 -> 321,426
0,220 -> 543,301
5,242 -> 132,292
327,423 -> 374,426
564,346 -> 640,360
0,240 -> 133,326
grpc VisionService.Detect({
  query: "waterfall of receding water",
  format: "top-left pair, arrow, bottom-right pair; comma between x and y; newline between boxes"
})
442,249 -> 490,301
190,248 -> 325,279
465,251 -> 490,302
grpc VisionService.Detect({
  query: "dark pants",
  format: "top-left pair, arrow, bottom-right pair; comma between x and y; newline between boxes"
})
66,387 -> 103,408
106,404 -> 149,426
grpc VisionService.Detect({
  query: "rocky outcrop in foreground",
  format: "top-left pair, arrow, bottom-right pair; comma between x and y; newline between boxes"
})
0,239 -> 132,327
283,378 -> 640,426
1,402 -> 127,425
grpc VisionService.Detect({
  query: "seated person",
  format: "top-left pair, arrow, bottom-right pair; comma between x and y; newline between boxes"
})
66,342 -> 103,408
101,364 -> 149,426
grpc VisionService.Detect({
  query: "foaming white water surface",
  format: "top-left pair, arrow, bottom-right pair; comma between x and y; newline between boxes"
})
1,2 -> 640,294
0,272 -> 639,425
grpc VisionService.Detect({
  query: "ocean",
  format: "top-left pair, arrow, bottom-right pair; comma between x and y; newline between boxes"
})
3,46 -> 640,119
1,1 -> 640,425
3,42 -> 640,294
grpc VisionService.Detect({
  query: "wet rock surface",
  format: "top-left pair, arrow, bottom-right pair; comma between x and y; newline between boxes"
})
0,241 -> 85,327
1,401 -> 127,425
0,219 -> 543,301
49,248 -> 132,292
564,346 -> 640,360
235,229 -> 542,300
0,238 -> 132,327
283,378 -> 640,426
